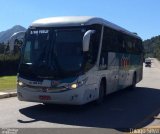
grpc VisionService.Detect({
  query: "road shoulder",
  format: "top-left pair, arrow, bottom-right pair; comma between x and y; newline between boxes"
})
0,91 -> 17,99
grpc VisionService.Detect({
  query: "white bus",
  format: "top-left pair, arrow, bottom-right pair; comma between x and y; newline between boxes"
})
17,16 -> 143,105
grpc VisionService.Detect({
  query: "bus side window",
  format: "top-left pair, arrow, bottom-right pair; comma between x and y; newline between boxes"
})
118,33 -> 125,53
88,33 -> 99,64
99,27 -> 108,69
84,26 -> 100,71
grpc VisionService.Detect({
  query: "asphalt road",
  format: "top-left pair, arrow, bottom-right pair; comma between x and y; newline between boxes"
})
0,58 -> 160,134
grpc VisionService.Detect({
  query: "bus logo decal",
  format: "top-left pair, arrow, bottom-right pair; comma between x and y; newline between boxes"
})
121,56 -> 129,68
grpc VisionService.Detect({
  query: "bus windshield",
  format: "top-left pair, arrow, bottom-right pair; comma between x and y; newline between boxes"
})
20,28 -> 86,79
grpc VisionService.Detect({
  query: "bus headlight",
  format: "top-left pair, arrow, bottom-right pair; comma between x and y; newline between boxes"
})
17,81 -> 26,87
67,78 -> 88,89
71,83 -> 78,89
18,81 -> 24,86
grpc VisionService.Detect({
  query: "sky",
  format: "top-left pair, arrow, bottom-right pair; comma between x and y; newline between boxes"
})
0,0 -> 160,40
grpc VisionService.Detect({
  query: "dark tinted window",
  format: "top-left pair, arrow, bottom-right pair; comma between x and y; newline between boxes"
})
100,26 -> 143,68
102,27 -> 119,52
84,24 -> 101,71
54,29 -> 84,72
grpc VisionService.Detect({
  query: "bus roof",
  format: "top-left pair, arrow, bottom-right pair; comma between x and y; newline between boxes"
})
31,16 -> 141,39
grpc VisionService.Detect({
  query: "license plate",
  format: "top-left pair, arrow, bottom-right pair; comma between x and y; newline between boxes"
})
39,95 -> 51,100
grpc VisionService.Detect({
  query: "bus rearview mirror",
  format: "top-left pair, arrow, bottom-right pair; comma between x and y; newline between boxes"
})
83,30 -> 95,52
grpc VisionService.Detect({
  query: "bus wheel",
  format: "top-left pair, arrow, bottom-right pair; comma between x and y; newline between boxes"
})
130,73 -> 136,89
95,81 -> 105,104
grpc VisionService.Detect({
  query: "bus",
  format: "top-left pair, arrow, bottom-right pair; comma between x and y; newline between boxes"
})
17,16 -> 143,105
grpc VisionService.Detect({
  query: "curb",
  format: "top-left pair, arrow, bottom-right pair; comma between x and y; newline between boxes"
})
0,92 -> 17,99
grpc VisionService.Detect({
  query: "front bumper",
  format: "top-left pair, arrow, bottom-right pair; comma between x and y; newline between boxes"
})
17,86 -> 87,105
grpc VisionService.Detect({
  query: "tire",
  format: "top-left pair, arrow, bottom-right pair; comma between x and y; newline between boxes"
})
95,81 -> 105,104
130,73 -> 136,89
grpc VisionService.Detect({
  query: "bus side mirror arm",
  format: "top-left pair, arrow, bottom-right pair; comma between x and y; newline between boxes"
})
9,31 -> 25,52
83,30 -> 95,52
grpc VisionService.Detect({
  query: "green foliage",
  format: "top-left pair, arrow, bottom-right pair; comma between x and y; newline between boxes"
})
0,41 -> 22,76
0,53 -> 20,76
154,44 -> 160,60
143,35 -> 160,60
0,44 -> 5,54
0,53 -> 20,61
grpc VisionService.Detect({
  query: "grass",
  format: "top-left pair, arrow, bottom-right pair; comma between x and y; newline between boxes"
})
0,76 -> 17,92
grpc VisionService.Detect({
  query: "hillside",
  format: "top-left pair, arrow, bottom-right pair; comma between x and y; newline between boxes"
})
143,35 -> 160,60
0,25 -> 26,43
